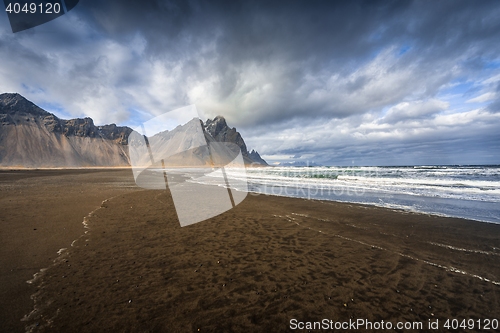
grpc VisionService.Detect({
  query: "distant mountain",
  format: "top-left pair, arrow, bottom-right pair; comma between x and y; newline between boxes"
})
248,149 -> 267,166
275,161 -> 321,167
0,93 -> 267,167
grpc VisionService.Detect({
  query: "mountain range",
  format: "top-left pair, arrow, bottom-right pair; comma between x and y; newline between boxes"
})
274,161 -> 321,167
0,93 -> 267,168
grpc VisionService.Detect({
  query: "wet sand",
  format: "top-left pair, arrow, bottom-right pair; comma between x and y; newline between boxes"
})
1,169 -> 499,332
0,169 -> 139,333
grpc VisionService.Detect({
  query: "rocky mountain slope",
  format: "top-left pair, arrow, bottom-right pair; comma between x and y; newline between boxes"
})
203,116 -> 267,165
0,93 -> 267,167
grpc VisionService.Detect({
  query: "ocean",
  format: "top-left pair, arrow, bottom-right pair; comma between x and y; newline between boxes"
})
237,165 -> 500,224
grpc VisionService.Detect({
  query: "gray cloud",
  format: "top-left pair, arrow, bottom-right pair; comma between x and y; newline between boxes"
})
381,99 -> 449,124
1,0 -> 499,165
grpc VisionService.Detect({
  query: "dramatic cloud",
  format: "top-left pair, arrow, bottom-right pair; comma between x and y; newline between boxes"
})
1,0 -> 499,165
381,99 -> 449,124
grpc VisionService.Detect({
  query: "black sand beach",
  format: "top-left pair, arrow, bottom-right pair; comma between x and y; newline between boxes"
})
0,169 -> 139,332
1,169 -> 499,332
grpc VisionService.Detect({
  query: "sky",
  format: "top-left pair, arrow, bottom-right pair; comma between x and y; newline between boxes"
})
1,0 -> 499,166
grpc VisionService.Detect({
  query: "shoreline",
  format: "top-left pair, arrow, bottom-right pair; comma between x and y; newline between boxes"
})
1,169 -> 499,332
0,166 -> 133,171
3,165 -> 498,224
245,189 -> 500,226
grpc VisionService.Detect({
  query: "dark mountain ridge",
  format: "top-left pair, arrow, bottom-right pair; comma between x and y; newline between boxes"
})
0,93 -> 267,167
0,93 -> 131,145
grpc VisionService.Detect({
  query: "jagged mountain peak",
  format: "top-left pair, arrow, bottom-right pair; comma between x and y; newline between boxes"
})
0,93 -> 268,167
204,115 -> 228,137
0,92 -> 51,117
0,93 -> 131,167
248,149 -> 267,166
0,92 -> 27,103
202,115 -> 251,159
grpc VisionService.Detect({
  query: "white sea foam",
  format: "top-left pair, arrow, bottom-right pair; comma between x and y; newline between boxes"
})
241,166 -> 500,202
26,268 -> 47,285
428,242 -> 499,256
23,195 -> 124,332
230,165 -> 500,223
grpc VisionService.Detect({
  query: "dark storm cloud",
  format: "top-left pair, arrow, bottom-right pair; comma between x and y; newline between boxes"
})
1,0 -> 499,164
79,1 -> 400,120
90,0 -> 498,69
